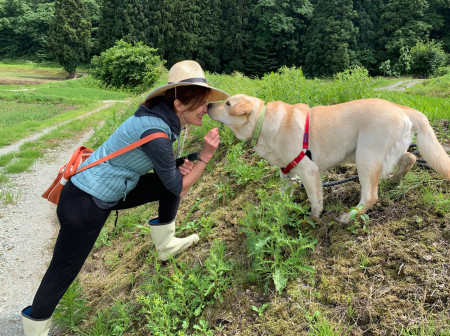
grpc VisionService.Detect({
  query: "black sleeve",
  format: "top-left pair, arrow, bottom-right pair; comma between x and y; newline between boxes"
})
140,129 -> 183,196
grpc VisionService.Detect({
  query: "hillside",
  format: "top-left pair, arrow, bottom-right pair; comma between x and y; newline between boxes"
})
41,68 -> 450,335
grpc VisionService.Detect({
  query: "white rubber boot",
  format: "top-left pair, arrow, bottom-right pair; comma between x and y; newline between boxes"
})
149,218 -> 199,261
21,306 -> 52,336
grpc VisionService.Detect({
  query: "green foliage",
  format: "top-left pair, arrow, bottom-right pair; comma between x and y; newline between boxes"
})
90,39 -> 165,92
331,66 -> 374,103
376,0 -> 431,63
0,0 -> 54,59
240,188 -> 316,293
138,240 -> 233,335
407,70 -> 450,98
245,0 -> 313,77
256,65 -> 374,106
302,0 -> 357,78
53,280 -> 89,332
85,302 -> 137,336
47,0 -> 91,74
224,143 -> 270,186
347,204 -> 370,234
409,40 -> 448,78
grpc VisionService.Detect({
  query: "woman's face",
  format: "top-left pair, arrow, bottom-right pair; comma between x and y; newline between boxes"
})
175,100 -> 208,126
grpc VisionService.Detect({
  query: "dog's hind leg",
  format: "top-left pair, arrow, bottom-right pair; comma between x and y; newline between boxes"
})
388,152 -> 416,182
295,160 -> 323,218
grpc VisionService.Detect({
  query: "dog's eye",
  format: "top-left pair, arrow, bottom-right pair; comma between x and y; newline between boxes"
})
226,101 -> 231,106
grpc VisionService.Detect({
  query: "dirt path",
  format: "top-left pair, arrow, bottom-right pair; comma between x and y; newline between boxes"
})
376,79 -> 426,92
0,101 -> 123,335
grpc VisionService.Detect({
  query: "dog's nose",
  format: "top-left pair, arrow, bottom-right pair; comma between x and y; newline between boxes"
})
207,103 -> 213,109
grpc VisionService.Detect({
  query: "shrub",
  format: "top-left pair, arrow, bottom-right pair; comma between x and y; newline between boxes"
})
90,40 -> 165,92
409,40 -> 447,78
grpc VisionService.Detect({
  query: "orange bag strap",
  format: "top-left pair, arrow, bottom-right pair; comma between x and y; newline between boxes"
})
74,132 -> 169,175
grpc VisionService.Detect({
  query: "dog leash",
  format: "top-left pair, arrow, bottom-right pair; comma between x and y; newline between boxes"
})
286,144 -> 433,188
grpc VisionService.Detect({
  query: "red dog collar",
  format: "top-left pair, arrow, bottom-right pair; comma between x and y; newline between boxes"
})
280,111 -> 310,175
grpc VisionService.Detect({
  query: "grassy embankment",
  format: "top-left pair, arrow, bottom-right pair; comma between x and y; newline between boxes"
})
50,67 -> 449,336
1,63 -> 448,335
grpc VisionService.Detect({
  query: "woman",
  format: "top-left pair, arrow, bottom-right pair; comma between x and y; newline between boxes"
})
21,60 -> 229,336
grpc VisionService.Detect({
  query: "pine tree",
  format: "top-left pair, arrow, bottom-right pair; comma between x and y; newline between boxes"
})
219,0 -> 252,74
352,0 -> 384,73
47,0 -> 91,76
0,0 -> 54,59
303,0 -> 357,78
376,0 -> 432,63
245,0 -> 313,77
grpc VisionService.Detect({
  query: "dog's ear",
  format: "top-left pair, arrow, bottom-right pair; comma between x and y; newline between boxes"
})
229,100 -> 253,116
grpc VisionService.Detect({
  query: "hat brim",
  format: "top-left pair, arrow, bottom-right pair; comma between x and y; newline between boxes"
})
146,82 -> 229,102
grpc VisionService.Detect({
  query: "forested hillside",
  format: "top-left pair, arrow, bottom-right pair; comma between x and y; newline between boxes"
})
0,0 -> 448,77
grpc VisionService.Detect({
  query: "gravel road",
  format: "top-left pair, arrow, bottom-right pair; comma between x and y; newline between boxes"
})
0,129 -> 95,336
376,79 -> 425,91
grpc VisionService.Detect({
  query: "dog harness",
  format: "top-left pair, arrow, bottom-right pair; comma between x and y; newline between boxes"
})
280,110 -> 310,175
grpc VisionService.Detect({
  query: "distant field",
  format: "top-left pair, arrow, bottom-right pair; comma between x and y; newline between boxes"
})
0,64 -> 68,84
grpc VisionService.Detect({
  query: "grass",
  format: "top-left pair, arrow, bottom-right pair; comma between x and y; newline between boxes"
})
407,71 -> 450,98
0,63 -> 133,203
3,63 -> 449,335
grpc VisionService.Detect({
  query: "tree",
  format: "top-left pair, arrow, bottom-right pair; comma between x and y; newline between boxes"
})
376,0 -> 432,63
219,0 -> 252,74
425,0 -> 450,52
352,0 -> 384,73
0,0 -> 54,59
302,0 -> 357,78
47,0 -> 91,77
245,0 -> 313,77
90,39 -> 165,91
409,40 -> 447,78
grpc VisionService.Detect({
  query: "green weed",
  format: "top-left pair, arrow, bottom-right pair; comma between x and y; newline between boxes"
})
138,240 -> 233,335
240,188 -> 317,293
306,311 -> 348,336
83,301 -> 137,336
53,280 -> 89,333
347,204 -> 370,234
224,143 -> 270,186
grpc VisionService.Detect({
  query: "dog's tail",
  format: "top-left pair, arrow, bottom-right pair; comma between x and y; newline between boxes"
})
402,106 -> 450,179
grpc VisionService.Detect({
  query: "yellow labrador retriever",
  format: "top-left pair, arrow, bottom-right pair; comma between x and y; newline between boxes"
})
208,94 -> 450,221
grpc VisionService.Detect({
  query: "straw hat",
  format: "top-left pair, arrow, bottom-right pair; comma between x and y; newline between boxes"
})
145,60 -> 229,102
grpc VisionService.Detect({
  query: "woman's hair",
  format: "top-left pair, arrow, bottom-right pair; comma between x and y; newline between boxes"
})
142,86 -> 211,111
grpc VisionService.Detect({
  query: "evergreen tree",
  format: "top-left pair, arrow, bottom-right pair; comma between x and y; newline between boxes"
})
425,0 -> 450,52
47,0 -> 91,77
245,0 -> 313,77
303,0 -> 357,78
219,0 -> 252,74
82,0 -> 101,56
376,0 -> 432,63
97,0 -> 130,51
193,0 -> 223,72
0,0 -> 54,59
352,0 -> 384,73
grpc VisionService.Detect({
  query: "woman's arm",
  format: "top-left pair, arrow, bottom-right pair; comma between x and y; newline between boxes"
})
179,128 -> 220,197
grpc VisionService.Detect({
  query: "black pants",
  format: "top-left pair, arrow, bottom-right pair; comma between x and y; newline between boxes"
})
30,173 -> 180,319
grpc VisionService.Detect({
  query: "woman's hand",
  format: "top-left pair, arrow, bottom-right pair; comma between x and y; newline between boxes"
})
178,160 -> 194,176
200,128 -> 220,162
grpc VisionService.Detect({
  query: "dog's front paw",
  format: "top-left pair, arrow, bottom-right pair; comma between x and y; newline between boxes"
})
311,208 -> 322,218
339,213 -> 351,223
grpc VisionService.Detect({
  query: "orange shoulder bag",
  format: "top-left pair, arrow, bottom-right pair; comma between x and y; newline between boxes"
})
42,132 -> 168,204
